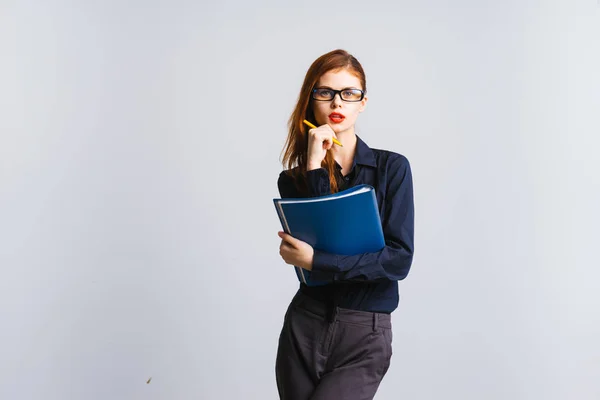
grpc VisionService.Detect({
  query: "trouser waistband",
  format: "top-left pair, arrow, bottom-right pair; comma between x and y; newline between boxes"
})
291,290 -> 392,331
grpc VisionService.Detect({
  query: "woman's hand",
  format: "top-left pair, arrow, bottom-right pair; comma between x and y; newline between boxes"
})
306,124 -> 338,171
278,231 -> 314,271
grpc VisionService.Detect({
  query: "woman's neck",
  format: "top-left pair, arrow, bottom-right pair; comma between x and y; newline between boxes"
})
331,130 -> 357,171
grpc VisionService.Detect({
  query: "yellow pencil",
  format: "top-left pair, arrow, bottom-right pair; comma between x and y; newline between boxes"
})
303,119 -> 343,147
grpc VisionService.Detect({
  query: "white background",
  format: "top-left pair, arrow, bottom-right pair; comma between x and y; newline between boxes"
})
1,1 -> 599,399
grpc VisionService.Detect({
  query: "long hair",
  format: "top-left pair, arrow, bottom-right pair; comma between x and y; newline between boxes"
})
280,49 -> 367,195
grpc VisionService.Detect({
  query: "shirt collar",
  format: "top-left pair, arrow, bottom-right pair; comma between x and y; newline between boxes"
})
334,134 -> 377,171
354,134 -> 377,168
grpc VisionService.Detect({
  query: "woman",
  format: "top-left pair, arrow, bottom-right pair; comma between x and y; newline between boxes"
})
276,49 -> 415,400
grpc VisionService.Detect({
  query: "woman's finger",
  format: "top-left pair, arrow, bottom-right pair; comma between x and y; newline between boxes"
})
278,231 -> 300,248
280,241 -> 292,250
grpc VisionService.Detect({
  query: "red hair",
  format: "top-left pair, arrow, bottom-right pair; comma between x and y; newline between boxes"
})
280,49 -> 367,195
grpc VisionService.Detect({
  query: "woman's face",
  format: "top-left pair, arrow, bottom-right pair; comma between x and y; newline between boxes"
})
311,68 -> 368,134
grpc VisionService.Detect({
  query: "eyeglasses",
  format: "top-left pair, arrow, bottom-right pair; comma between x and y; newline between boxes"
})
311,87 -> 365,102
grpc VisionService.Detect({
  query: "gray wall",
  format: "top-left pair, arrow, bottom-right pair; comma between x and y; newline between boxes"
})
1,1 -> 599,399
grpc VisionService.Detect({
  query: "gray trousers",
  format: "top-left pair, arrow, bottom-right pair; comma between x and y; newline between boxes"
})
275,290 -> 393,400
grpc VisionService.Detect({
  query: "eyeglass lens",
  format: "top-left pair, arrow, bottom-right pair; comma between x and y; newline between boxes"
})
313,88 -> 363,101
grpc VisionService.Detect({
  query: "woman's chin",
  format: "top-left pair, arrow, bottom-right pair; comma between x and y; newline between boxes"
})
334,124 -> 352,134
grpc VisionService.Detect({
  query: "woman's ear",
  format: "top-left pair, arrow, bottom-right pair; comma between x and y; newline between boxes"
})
359,95 -> 368,113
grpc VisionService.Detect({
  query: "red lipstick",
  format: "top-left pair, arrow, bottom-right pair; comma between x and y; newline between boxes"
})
329,112 -> 345,123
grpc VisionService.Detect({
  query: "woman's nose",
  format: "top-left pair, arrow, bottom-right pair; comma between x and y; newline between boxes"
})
331,93 -> 343,107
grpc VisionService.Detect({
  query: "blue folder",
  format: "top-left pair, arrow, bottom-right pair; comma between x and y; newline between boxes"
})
273,184 -> 385,286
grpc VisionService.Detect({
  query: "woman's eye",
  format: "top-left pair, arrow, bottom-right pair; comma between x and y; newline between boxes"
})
343,90 -> 359,98
319,90 -> 332,96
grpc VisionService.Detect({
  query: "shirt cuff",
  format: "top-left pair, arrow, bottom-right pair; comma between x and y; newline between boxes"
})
306,168 -> 330,197
309,249 -> 339,281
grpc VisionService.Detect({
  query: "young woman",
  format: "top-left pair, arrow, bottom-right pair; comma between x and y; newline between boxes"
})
276,49 -> 415,400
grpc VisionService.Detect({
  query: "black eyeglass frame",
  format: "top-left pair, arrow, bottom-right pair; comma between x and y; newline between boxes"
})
311,87 -> 365,102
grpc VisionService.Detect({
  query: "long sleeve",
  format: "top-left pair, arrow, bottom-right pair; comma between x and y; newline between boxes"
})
277,167 -> 332,198
309,155 -> 414,282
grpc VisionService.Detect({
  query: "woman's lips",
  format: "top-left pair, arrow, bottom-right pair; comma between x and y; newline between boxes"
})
329,113 -> 345,123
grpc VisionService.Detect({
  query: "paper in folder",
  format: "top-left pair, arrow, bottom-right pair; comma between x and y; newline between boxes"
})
273,184 -> 385,286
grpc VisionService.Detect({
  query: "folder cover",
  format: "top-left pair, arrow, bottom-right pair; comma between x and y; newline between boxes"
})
273,184 -> 385,286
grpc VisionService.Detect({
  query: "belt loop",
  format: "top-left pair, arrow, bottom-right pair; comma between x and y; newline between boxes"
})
373,313 -> 379,332
327,305 -> 338,323
328,293 -> 339,323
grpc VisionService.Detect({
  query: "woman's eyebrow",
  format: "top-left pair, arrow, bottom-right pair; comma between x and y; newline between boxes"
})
316,85 -> 359,90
